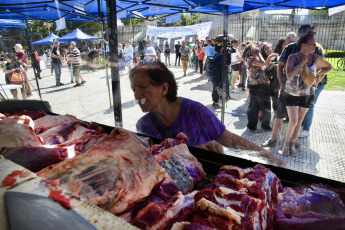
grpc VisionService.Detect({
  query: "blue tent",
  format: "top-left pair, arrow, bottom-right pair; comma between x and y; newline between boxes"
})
30,33 -> 60,46
0,19 -> 26,30
57,28 -> 102,43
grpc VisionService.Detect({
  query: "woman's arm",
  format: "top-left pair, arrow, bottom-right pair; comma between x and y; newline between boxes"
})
217,130 -> 286,166
251,56 -> 266,67
286,54 -> 307,80
315,55 -> 333,76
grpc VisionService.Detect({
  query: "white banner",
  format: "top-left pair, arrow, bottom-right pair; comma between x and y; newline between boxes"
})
220,0 -> 244,7
329,5 -> 345,16
165,14 -> 181,24
132,11 -> 145,19
74,2 -> 86,15
146,21 -> 213,47
149,0 -> 170,13
55,17 -> 66,31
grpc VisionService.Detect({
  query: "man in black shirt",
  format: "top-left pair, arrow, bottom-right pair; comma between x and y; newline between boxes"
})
51,41 -> 64,86
175,41 -> 181,66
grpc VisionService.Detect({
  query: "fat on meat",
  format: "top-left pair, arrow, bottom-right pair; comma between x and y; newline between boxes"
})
39,122 -> 101,146
37,128 -> 166,216
151,133 -> 206,194
34,114 -> 79,134
0,116 -> 42,148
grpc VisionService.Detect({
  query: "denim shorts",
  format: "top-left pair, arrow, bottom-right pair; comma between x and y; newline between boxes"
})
283,93 -> 315,108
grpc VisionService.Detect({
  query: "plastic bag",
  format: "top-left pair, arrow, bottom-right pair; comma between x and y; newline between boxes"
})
40,60 -> 46,70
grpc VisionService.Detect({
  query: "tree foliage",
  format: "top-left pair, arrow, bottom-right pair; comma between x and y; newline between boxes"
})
166,13 -> 200,27
310,9 -> 328,15
121,18 -> 145,26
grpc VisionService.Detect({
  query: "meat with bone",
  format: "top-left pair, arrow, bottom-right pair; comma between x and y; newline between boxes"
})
37,128 -> 166,216
151,133 -> 206,194
274,184 -> 345,230
38,122 -> 101,146
0,146 -> 67,172
34,114 -> 79,134
131,191 -> 197,230
192,186 -> 274,230
0,116 -> 42,148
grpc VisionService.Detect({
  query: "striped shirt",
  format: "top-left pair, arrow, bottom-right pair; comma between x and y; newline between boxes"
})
70,47 -> 81,66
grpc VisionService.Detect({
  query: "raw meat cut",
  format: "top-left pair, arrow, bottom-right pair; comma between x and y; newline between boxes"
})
151,133 -> 206,194
171,222 -> 213,230
37,128 -> 166,216
72,133 -> 109,153
0,113 -> 6,120
38,122 -> 101,145
4,109 -> 46,120
34,114 -> 79,134
131,191 -> 197,230
0,116 -> 42,148
0,147 -> 68,172
274,184 -> 345,230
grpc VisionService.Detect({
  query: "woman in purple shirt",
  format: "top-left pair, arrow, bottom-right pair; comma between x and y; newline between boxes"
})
130,62 -> 285,166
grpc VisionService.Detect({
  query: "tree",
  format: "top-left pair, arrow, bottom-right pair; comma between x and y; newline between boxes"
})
310,9 -> 328,15
166,13 -> 200,27
121,18 -> 145,26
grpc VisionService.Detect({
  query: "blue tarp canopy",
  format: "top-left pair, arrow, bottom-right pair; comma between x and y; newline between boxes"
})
57,28 -> 102,42
0,0 -> 344,22
0,19 -> 26,30
30,32 -> 60,46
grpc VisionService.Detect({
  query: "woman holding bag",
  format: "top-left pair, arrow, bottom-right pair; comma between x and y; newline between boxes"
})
282,34 -> 332,156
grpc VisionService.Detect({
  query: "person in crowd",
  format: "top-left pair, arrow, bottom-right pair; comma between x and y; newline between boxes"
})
68,42 -> 85,87
156,49 -> 162,62
0,51 -> 5,67
282,34 -> 332,156
66,46 -> 75,83
211,45 -> 226,108
132,44 -> 137,65
175,41 -> 181,66
118,43 -> 125,73
163,41 -> 171,66
123,41 -> 134,71
196,41 -> 205,76
243,42 -> 277,132
261,26 -> 320,148
261,44 -> 279,116
238,42 -> 247,91
14,44 -> 32,96
180,41 -> 191,77
3,53 -> 27,99
205,40 -> 215,77
31,50 -> 41,79
95,44 -> 102,64
87,47 -> 100,72
143,40 -> 156,63
187,41 -> 193,67
51,41 -> 64,87
129,62 -> 285,166
230,39 -> 243,93
193,39 -> 199,72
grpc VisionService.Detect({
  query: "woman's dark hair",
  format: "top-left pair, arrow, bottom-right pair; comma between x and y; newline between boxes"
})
260,44 -> 271,60
5,53 -> 14,60
129,62 -> 178,102
298,34 -> 315,49
274,39 -> 285,55
215,45 -> 222,53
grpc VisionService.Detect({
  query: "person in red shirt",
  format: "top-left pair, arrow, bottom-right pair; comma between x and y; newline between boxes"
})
196,41 -> 205,76
14,44 -> 32,96
31,50 -> 41,79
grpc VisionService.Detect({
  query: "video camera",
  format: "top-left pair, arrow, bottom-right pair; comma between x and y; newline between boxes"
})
227,43 -> 236,53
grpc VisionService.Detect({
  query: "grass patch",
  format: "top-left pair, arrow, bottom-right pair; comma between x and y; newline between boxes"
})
323,58 -> 345,91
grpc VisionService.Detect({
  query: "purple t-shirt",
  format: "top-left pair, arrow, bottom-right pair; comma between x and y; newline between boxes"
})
136,97 -> 226,146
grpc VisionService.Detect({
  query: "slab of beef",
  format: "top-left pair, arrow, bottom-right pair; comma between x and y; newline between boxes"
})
0,116 -> 42,148
37,128 -> 166,216
215,164 -> 283,208
4,109 -> 46,120
171,222 -> 213,230
192,186 -> 274,230
0,113 -> 6,120
38,121 -> 101,146
34,114 -> 79,134
151,133 -> 206,194
131,191 -> 197,230
0,146 -> 67,172
274,184 -> 345,230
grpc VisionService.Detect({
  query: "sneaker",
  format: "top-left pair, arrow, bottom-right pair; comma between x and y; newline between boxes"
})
261,125 -> 272,131
73,83 -> 82,87
81,80 -> 86,85
212,103 -> 221,109
242,87 -> 246,91
247,127 -> 256,133
282,146 -> 290,156
298,130 -> 309,138
261,139 -> 277,147
233,88 -> 240,93
56,82 -> 64,87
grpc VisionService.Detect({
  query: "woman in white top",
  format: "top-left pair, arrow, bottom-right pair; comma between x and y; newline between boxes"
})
230,39 -> 243,93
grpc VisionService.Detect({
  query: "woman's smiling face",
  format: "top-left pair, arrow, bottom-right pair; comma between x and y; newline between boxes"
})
131,72 -> 167,113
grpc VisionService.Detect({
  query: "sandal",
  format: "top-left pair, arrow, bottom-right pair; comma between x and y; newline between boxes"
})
282,146 -> 290,156
290,146 -> 298,156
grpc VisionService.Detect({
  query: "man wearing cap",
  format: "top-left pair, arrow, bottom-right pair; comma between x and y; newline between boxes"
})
14,44 -> 32,96
69,42 -> 86,87
51,41 -> 64,86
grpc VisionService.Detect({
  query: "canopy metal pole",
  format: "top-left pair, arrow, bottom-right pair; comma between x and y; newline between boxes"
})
97,0 -> 112,108
221,6 -> 229,124
105,0 -> 122,127
24,26 -> 42,99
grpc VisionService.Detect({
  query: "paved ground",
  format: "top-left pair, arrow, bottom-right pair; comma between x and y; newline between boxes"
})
1,60 -> 345,183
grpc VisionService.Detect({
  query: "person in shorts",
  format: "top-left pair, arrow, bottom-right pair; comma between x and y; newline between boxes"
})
69,42 -> 86,87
